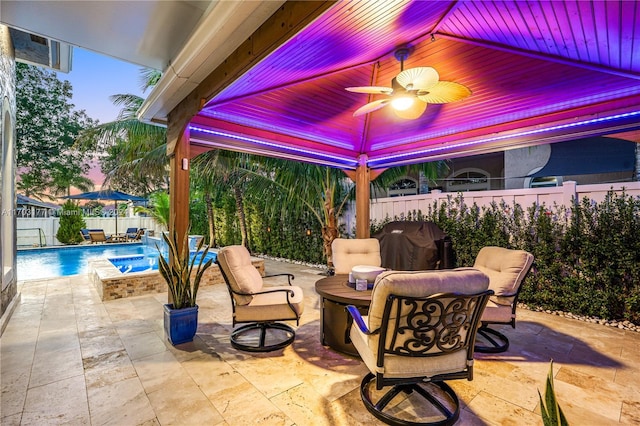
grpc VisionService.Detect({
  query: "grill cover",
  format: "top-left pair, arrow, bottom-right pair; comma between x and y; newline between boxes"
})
373,221 -> 447,271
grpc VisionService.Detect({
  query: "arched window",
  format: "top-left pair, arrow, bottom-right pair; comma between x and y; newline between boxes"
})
387,177 -> 418,197
528,176 -> 563,188
524,167 -> 563,188
445,168 -> 490,192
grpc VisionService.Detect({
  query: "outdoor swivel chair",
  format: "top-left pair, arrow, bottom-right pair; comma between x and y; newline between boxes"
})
331,238 -> 382,275
347,269 -> 492,426
217,245 -> 304,352
473,246 -> 534,353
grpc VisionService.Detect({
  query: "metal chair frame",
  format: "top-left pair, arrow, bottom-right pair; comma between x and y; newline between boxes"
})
475,262 -> 534,353
217,260 -> 300,352
348,290 -> 493,426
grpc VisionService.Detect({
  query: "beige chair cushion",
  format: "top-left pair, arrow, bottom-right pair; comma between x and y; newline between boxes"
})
368,268 -> 489,332
235,285 -> 305,322
481,299 -> 514,323
217,245 -> 264,305
351,320 -> 468,378
352,268 -> 489,378
473,246 -> 533,306
332,238 -> 382,274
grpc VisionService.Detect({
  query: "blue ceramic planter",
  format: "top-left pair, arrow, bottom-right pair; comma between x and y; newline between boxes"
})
163,304 -> 198,345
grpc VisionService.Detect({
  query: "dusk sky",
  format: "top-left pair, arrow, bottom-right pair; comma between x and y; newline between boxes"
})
64,47 -> 148,124
57,47 -> 150,193
61,48 -> 151,190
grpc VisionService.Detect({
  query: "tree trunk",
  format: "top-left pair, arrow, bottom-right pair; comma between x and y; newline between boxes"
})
234,185 -> 249,249
204,191 -> 216,247
322,197 -> 339,269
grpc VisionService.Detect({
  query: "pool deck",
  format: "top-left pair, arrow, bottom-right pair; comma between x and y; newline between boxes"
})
2,258 -> 640,425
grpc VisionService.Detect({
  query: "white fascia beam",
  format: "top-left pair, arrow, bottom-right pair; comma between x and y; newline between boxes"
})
138,0 -> 285,126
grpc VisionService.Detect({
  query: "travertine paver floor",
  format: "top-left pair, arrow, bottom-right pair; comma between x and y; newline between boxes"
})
2,258 -> 640,425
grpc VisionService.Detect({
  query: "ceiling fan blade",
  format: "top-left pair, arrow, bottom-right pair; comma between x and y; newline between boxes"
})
396,67 -> 439,91
417,81 -> 472,104
393,100 -> 427,120
346,86 -> 393,95
353,99 -> 389,116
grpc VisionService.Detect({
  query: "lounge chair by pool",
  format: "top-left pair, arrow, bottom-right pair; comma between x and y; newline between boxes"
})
80,228 -> 104,243
89,230 -> 114,244
124,227 -> 143,241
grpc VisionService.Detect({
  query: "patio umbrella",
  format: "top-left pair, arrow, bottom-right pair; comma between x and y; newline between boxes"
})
62,190 -> 147,235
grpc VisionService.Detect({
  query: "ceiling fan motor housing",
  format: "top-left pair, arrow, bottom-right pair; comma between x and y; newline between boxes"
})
394,47 -> 411,70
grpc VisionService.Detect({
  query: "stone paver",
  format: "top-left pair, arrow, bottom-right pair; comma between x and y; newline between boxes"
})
2,259 -> 640,425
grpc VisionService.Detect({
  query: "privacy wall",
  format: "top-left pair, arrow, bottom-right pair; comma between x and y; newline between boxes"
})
0,24 -> 17,333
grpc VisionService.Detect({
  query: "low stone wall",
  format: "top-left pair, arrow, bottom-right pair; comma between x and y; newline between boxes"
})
89,254 -> 265,301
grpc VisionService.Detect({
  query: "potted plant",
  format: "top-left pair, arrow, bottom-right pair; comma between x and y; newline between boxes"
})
157,226 -> 213,345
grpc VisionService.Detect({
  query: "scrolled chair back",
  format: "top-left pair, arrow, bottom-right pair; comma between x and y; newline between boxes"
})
364,268 -> 492,373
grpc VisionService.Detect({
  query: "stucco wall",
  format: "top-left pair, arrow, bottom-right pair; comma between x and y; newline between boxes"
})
504,145 -> 551,189
0,24 -> 17,332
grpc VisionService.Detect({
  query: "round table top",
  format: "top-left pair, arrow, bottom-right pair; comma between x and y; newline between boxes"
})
315,274 -> 372,306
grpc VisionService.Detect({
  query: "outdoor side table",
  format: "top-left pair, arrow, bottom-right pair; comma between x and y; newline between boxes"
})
315,274 -> 372,356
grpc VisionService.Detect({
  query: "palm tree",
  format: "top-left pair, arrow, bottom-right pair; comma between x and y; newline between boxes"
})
191,150 -> 253,249
240,157 -> 447,268
239,158 -> 351,268
49,164 -> 94,197
134,191 -> 169,228
75,69 -> 167,192
189,163 -> 228,247
17,172 -> 51,201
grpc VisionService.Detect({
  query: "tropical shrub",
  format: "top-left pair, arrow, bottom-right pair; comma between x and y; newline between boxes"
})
56,200 -> 86,244
370,191 -> 640,324
134,191 -> 169,228
157,225 -> 213,310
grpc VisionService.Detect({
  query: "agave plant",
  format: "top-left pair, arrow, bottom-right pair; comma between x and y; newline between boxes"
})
539,360 -> 570,426
157,227 -> 213,310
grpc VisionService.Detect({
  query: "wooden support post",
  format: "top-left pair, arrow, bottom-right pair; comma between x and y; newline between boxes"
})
168,123 -> 190,279
355,154 -> 370,238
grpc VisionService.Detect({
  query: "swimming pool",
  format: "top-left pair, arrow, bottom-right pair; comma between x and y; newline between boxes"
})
108,251 -> 217,274
16,243 -> 154,280
16,235 -> 211,281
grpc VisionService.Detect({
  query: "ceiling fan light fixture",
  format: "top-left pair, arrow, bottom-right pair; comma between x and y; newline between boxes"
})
391,95 -> 414,111
346,48 -> 469,120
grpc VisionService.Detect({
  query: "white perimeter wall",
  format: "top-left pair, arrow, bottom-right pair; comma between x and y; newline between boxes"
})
17,216 -> 165,247
341,181 -> 640,235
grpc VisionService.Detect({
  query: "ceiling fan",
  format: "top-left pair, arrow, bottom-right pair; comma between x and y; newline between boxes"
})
346,48 -> 471,120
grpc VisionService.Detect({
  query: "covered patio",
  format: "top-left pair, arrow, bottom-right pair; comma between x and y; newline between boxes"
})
2,2 -> 640,424
136,0 -> 640,241
2,259 -> 639,425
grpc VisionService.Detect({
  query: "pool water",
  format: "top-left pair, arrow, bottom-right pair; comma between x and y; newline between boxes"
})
17,243 -> 155,281
17,242 -> 217,281
17,234 -> 213,281
108,251 -> 217,274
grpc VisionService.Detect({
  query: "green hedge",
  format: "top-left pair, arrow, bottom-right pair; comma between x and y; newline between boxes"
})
371,192 -> 640,324
189,192 -> 325,265
191,189 -> 640,323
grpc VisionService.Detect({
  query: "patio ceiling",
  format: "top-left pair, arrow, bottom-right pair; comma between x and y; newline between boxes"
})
181,0 -> 640,171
